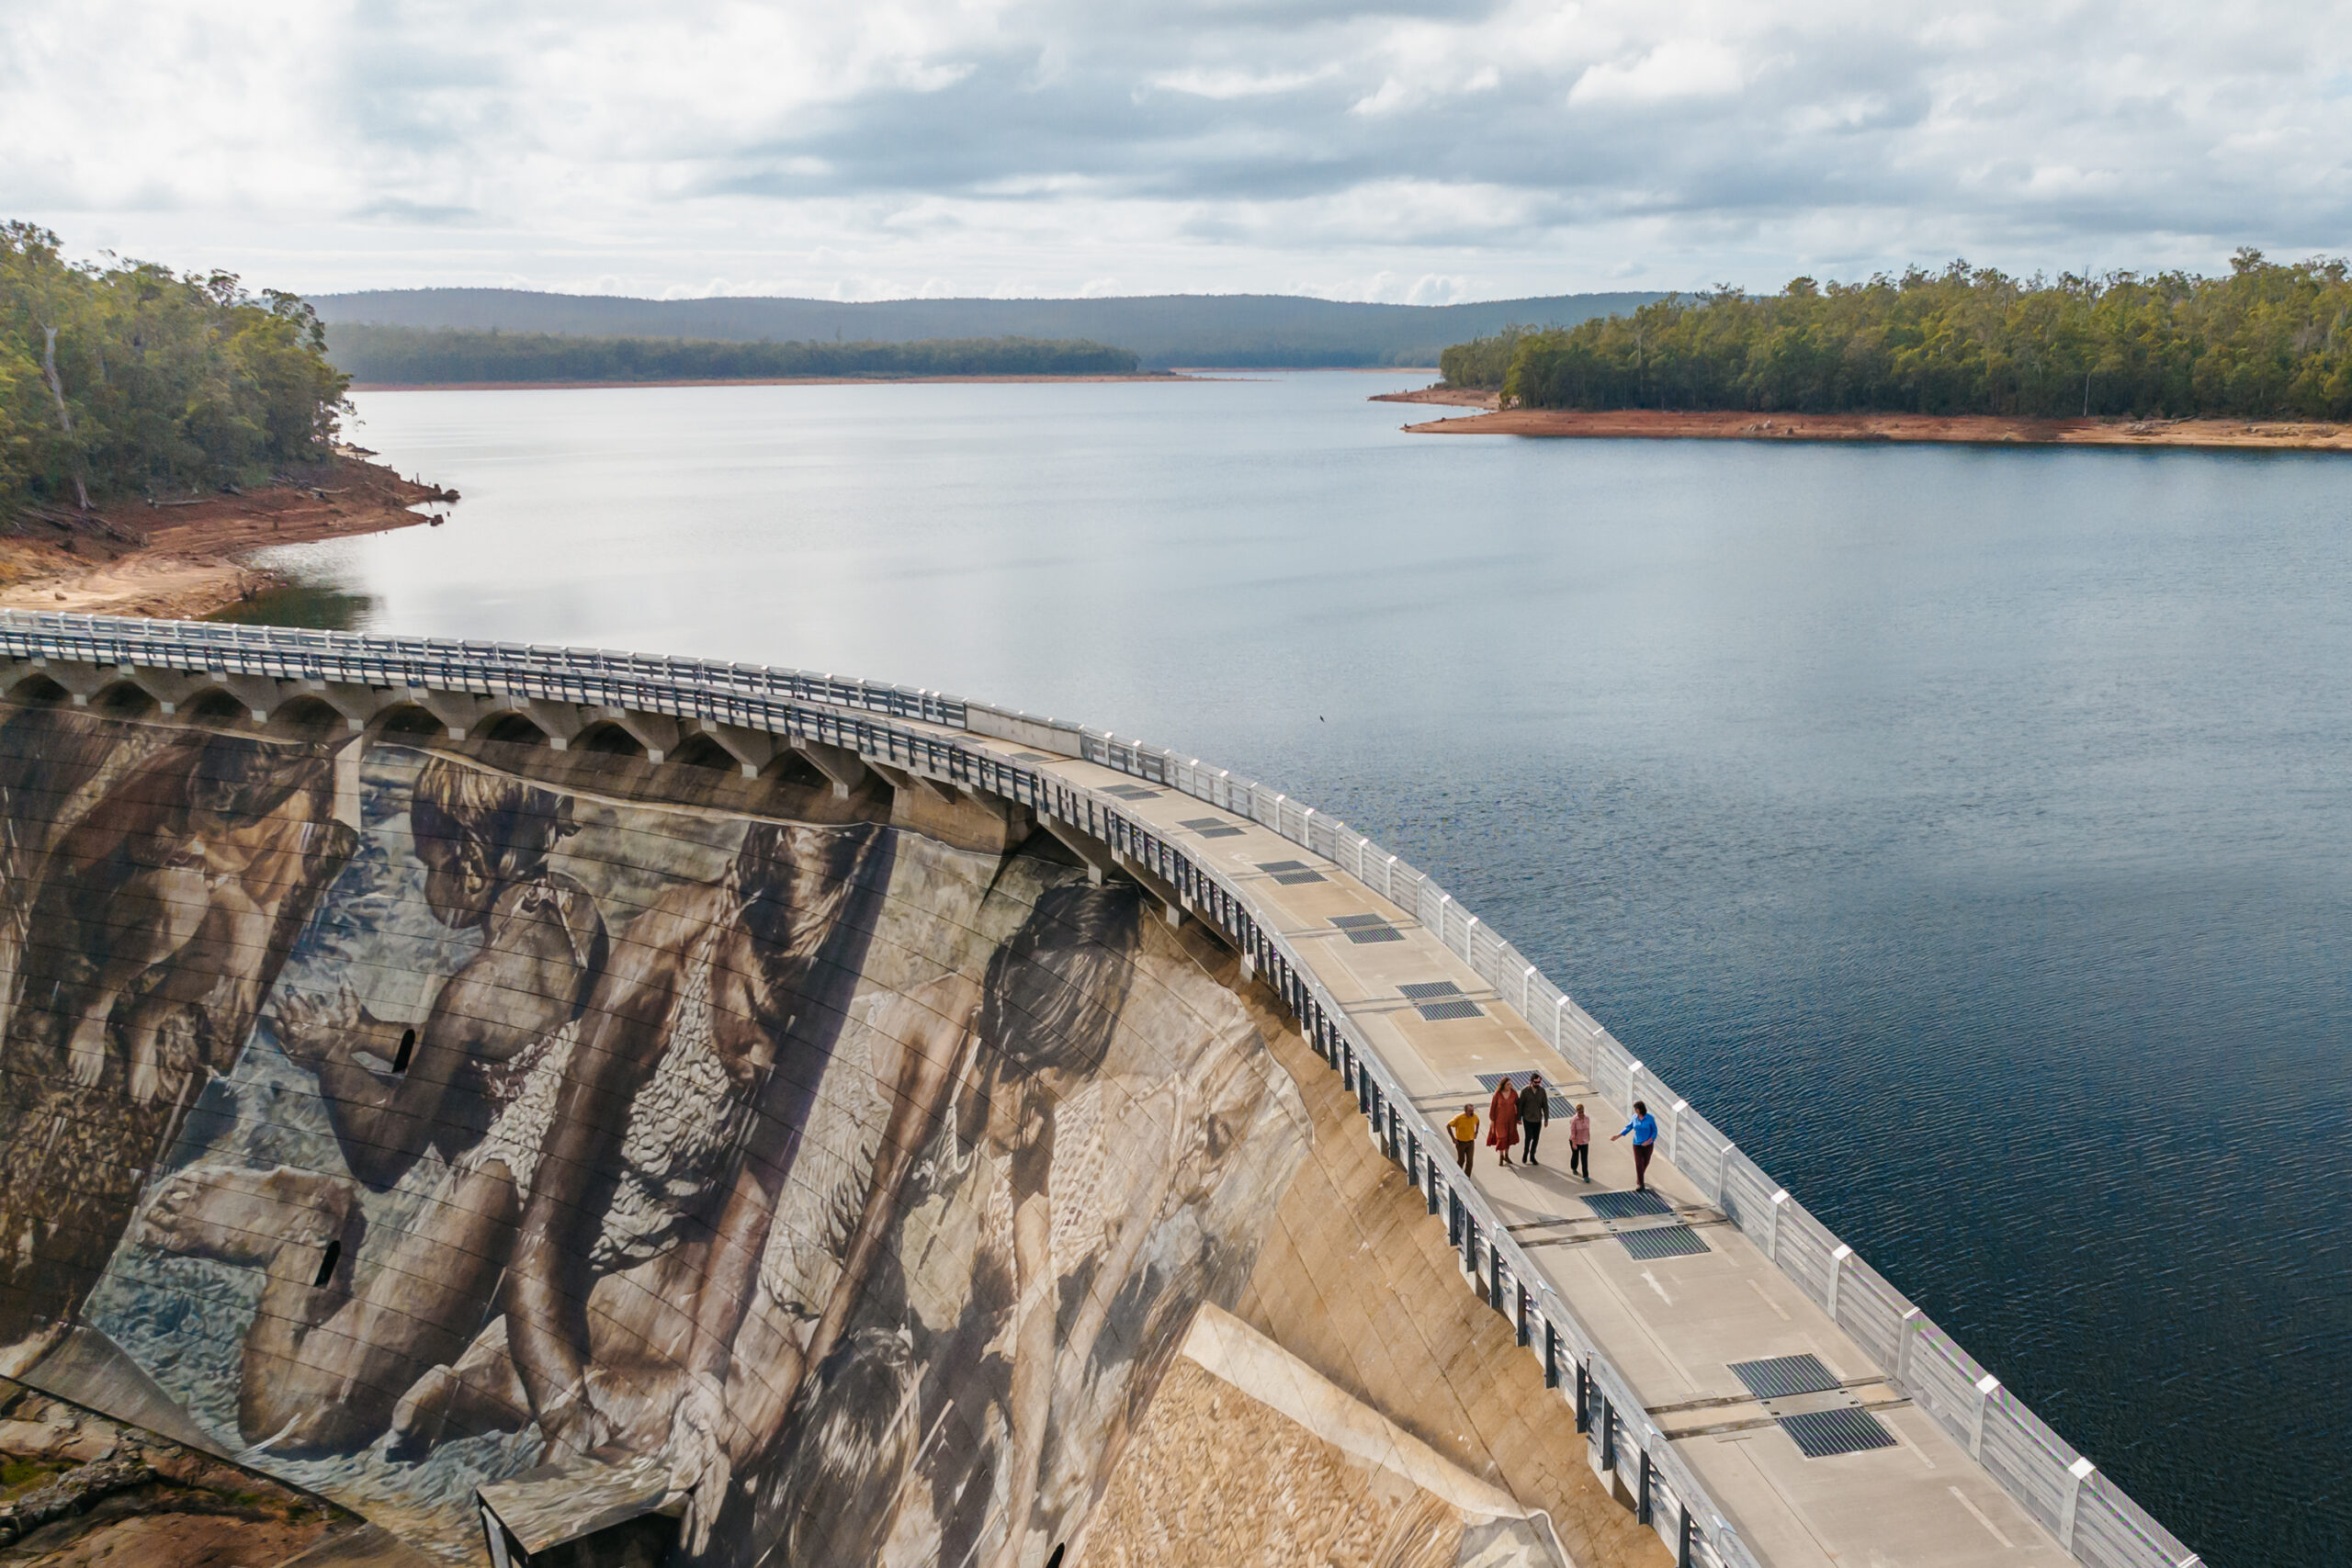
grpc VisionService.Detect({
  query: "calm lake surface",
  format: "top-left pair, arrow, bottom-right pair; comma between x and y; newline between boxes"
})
294,375 -> 2348,1562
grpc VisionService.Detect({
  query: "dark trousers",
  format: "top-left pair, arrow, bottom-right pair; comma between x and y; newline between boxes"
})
1521,1121 -> 1543,1162
1634,1141 -> 1655,1190
1454,1138 -> 1475,1175
1569,1142 -> 1589,1179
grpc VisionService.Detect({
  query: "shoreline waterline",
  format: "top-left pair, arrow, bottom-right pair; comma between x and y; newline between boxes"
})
1394,400 -> 2352,449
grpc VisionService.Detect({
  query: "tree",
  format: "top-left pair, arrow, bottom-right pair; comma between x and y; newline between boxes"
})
1453,254 -> 2352,422
0,222 -> 352,514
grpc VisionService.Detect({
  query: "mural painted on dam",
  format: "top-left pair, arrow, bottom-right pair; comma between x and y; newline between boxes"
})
0,705 -> 1315,1565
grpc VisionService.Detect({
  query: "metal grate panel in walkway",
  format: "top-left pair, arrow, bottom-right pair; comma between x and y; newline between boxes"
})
1730,1354 -> 1844,1402
1582,1190 -> 1674,1222
1617,1225 -> 1709,1260
1777,1407 -> 1897,1460
1330,913 -> 1403,943
1473,1071 -> 1564,1113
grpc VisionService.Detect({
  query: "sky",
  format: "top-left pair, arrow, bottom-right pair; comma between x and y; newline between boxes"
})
5,0 -> 2350,303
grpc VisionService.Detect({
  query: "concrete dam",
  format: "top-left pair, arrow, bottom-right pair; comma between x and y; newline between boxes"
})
0,612 -> 2201,1568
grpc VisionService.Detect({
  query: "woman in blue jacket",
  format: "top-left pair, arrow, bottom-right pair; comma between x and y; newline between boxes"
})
1611,1100 -> 1658,1192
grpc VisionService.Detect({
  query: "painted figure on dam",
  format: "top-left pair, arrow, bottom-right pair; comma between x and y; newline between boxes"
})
500,811 -> 895,1468
740,877 -> 1311,1568
0,713 -> 1307,1566
0,708 -> 355,1369
137,757 -> 613,1456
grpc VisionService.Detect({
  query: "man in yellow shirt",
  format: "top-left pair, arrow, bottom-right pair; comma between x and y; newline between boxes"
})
1447,1105 -> 1480,1174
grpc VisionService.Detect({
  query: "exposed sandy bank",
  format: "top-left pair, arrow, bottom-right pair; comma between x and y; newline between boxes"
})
1371,384 -> 1499,410
1397,406 -> 2352,449
1,455 -> 451,620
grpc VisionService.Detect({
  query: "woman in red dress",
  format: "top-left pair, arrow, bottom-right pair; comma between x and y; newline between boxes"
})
1486,1077 -> 1521,1167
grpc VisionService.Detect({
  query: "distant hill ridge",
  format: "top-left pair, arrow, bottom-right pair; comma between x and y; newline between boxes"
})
311,288 -> 1664,370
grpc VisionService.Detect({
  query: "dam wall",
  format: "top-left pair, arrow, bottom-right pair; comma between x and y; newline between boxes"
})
0,613 -> 2199,1568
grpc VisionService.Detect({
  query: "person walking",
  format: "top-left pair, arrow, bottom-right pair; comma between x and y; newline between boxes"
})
1519,1073 -> 1549,1166
1610,1100 -> 1659,1192
1448,1105 -> 1479,1175
1567,1101 -> 1591,1181
1487,1077 -> 1521,1167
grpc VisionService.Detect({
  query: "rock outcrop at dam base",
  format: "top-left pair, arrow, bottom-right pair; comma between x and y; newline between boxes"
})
0,694 -> 1625,1568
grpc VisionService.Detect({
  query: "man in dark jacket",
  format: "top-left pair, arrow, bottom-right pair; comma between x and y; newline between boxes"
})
1519,1073 -> 1549,1166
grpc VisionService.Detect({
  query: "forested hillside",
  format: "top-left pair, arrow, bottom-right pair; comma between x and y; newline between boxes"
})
1444,254 -> 2352,420
316,288 -> 1662,369
0,223 -> 347,513
328,326 -> 1140,383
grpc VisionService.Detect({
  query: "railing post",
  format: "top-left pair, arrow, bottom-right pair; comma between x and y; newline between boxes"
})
1826,1242 -> 1852,1323
2058,1457 -> 2095,1552
1515,1281 -> 1531,1348
1598,1394 -> 1616,1472
1971,1375 -> 1999,1459
1575,1363 -> 1590,1433
1638,1449 -> 1653,1525
1894,1306 -> 1925,1385
1768,1189 -> 1789,1261
1544,1319 -> 1560,1389
1678,1500 -> 1694,1568
1447,1187 -> 1463,1249
1487,1241 -> 1504,1314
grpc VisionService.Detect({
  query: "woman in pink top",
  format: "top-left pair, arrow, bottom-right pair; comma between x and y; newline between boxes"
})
1567,1102 -> 1592,1182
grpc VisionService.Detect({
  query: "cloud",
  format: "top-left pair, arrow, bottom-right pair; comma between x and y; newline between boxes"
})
1150,64 -> 1342,99
0,0 -> 2347,299
1568,40 -> 1745,107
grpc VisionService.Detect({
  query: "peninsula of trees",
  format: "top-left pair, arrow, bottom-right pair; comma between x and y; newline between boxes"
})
328,325 -> 1143,384
2,222 -> 348,514
1441,254 -> 2352,421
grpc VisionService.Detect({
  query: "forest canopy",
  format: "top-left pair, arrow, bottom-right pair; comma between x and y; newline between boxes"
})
328,325 -> 1143,383
1,222 -> 348,513
1442,253 -> 2352,421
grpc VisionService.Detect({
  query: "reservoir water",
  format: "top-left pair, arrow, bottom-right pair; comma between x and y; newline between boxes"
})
279,373 -> 2347,1563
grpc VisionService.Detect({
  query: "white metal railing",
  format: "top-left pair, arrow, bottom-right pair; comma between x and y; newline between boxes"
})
0,611 -> 2200,1568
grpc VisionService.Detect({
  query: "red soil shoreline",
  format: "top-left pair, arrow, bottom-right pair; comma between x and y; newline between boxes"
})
1,455 -> 449,619
1391,402 -> 2352,450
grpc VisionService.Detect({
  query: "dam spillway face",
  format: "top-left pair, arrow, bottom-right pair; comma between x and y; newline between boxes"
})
0,700 -> 1601,1568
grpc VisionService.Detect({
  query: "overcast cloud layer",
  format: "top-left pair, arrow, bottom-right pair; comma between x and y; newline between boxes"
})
5,0 -> 2350,300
